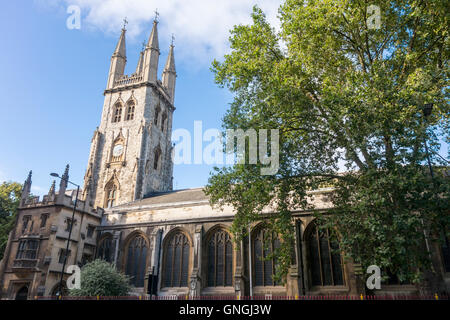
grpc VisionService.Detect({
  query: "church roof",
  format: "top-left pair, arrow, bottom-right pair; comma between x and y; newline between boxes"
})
112,188 -> 209,211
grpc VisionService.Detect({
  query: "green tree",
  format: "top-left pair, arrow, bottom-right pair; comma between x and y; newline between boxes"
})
69,260 -> 131,297
206,0 -> 449,285
0,182 -> 22,261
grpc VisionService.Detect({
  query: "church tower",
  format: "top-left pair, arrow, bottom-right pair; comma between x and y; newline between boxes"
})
84,17 -> 176,209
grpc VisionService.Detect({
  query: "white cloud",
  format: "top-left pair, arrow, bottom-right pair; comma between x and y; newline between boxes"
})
37,0 -> 282,66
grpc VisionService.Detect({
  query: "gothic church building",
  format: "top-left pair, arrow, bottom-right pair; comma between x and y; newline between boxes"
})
1,17 -> 449,300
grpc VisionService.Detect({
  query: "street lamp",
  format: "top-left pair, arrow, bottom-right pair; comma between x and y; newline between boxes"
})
50,172 -> 80,298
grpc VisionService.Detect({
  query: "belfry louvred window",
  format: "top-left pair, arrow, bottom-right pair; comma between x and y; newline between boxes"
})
125,235 -> 148,287
113,103 -> 122,123
163,232 -> 190,288
253,228 -> 281,286
308,225 -> 344,286
207,229 -> 233,287
126,102 -> 135,121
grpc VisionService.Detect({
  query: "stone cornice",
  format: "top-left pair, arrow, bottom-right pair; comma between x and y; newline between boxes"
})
98,209 -> 329,231
104,81 -> 176,112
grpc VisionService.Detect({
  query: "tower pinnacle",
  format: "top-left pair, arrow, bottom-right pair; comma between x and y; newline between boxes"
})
143,18 -> 160,83
162,41 -> 176,103
107,27 -> 127,89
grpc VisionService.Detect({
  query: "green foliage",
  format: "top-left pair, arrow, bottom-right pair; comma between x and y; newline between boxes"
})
0,182 -> 22,261
69,260 -> 131,297
206,1 -> 449,283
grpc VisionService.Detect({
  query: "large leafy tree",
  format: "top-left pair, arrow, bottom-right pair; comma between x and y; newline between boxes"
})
0,182 -> 22,261
206,0 -> 449,285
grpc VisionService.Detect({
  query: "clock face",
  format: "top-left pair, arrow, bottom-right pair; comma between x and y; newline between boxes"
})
113,144 -> 124,157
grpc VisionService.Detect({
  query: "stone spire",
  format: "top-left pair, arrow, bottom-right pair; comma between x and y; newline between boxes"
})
136,49 -> 145,75
143,19 -> 160,83
162,42 -> 177,104
20,171 -> 32,207
107,26 -> 127,89
147,19 -> 159,51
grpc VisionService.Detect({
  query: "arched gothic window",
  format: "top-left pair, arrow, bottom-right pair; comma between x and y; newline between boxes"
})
154,147 -> 161,171
126,102 -> 135,121
163,232 -> 190,288
112,103 -> 123,123
125,235 -> 148,288
207,229 -> 233,287
97,236 -> 113,263
105,183 -> 118,208
307,225 -> 344,286
161,112 -> 167,132
154,105 -> 161,126
253,228 -> 281,286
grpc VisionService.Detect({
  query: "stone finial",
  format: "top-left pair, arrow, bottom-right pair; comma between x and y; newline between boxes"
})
57,164 -> 69,204
48,180 -> 56,201
20,170 -> 32,206
62,164 -> 70,180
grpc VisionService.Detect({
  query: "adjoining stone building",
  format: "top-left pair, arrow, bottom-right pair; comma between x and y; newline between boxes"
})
0,168 -> 103,300
1,16 -> 449,299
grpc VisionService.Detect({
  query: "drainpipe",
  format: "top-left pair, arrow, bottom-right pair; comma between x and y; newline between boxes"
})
248,227 -> 253,299
154,229 -> 163,296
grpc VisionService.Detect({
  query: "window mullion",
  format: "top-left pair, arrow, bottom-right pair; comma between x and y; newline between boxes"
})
326,229 -> 335,286
316,228 -> 324,286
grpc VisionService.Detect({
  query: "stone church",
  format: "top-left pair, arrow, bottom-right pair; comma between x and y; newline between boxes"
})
1,17 -> 449,300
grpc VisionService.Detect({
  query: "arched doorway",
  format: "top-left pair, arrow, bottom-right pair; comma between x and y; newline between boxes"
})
15,286 -> 29,300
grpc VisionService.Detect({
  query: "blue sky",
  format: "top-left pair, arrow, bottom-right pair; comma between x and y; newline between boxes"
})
0,1 -> 447,196
0,1 -> 282,195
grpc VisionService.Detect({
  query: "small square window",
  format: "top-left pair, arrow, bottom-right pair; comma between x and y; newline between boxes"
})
87,225 -> 95,238
40,214 -> 49,228
65,218 -> 76,232
59,249 -> 71,264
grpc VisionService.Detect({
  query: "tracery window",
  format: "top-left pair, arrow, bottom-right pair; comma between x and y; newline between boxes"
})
126,102 -> 135,121
125,235 -> 148,287
105,183 -> 118,208
253,227 -> 281,286
307,225 -> 344,286
97,236 -> 113,263
112,103 -> 123,123
163,232 -> 190,288
207,229 -> 233,287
